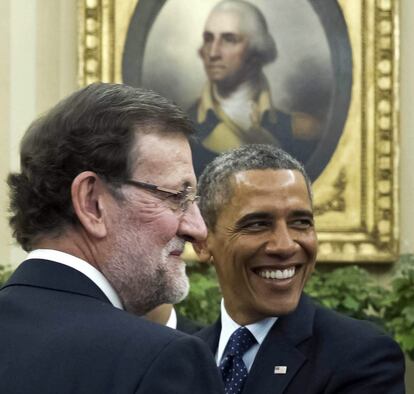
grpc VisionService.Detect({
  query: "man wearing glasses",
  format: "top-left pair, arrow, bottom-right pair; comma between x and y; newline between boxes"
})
0,83 -> 224,393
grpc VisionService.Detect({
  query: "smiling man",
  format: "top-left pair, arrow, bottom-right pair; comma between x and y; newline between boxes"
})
195,144 -> 405,394
0,83 -> 224,394
189,0 -> 320,176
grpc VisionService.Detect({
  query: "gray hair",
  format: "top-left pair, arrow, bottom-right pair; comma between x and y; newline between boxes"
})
211,0 -> 277,65
198,144 -> 312,230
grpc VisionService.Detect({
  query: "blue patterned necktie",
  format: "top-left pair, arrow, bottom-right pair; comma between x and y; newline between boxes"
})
219,327 -> 257,394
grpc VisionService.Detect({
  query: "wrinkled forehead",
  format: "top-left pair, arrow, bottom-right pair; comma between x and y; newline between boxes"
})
204,9 -> 243,35
132,130 -> 196,187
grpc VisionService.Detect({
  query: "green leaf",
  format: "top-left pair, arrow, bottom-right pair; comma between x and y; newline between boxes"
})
343,296 -> 360,311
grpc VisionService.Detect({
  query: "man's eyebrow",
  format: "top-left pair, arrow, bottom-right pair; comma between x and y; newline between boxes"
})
235,212 -> 273,226
221,32 -> 241,38
289,209 -> 314,219
234,209 -> 314,225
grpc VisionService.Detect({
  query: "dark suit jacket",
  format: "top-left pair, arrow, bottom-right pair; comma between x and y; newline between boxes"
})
196,294 -> 405,394
0,259 -> 224,394
176,312 -> 204,334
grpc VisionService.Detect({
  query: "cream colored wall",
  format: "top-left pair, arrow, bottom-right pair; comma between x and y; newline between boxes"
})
0,0 -> 77,266
0,0 -> 12,264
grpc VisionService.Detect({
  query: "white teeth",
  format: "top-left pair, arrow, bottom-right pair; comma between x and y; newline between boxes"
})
259,267 -> 295,280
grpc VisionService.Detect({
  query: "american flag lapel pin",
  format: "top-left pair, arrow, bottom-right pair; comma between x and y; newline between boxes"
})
274,366 -> 287,374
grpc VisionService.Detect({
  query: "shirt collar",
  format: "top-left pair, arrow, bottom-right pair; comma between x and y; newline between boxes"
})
25,249 -> 123,309
165,306 -> 177,329
217,299 -> 277,362
197,75 -> 277,124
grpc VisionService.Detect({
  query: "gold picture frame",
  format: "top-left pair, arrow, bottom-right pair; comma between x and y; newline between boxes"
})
78,0 -> 399,263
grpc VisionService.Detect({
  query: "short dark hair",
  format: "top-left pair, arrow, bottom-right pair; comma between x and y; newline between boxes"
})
8,83 -> 194,251
198,144 -> 312,230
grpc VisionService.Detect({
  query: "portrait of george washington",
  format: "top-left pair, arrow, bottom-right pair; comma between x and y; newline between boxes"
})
123,0 -> 352,181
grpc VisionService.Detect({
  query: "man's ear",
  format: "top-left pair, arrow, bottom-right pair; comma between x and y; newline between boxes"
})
71,171 -> 108,239
193,239 -> 213,264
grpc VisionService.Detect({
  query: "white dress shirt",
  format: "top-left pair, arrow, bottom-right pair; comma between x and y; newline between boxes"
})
165,306 -> 178,329
26,249 -> 123,309
217,299 -> 277,371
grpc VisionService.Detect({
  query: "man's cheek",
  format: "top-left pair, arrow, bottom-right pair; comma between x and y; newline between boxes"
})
137,201 -> 173,224
144,212 -> 180,242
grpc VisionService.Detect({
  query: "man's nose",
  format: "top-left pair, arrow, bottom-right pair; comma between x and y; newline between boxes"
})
177,203 -> 208,243
208,39 -> 222,59
264,223 -> 299,257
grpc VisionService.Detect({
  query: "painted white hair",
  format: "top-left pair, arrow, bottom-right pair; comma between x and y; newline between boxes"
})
211,0 -> 277,65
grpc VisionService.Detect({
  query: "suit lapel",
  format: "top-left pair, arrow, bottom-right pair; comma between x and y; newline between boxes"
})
244,295 -> 316,394
244,332 -> 306,393
196,296 -> 316,394
2,259 -> 111,304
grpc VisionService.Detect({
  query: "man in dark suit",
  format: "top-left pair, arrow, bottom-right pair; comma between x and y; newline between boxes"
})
0,83 -> 224,393
194,144 -> 405,393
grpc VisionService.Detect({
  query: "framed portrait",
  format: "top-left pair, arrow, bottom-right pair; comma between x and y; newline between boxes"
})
78,0 -> 399,263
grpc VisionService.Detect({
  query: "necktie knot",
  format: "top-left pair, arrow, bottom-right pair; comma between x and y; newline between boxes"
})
225,326 -> 256,358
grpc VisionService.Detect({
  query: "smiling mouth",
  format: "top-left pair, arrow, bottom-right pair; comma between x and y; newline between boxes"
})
256,266 -> 296,280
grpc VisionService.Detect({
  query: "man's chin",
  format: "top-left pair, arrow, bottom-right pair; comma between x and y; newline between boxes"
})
166,276 -> 190,305
208,72 -> 227,82
123,283 -> 189,316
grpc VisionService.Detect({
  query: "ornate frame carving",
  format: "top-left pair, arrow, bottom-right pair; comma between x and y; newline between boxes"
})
78,0 -> 399,263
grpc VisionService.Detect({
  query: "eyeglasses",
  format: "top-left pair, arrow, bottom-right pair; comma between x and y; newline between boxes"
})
123,179 -> 200,212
